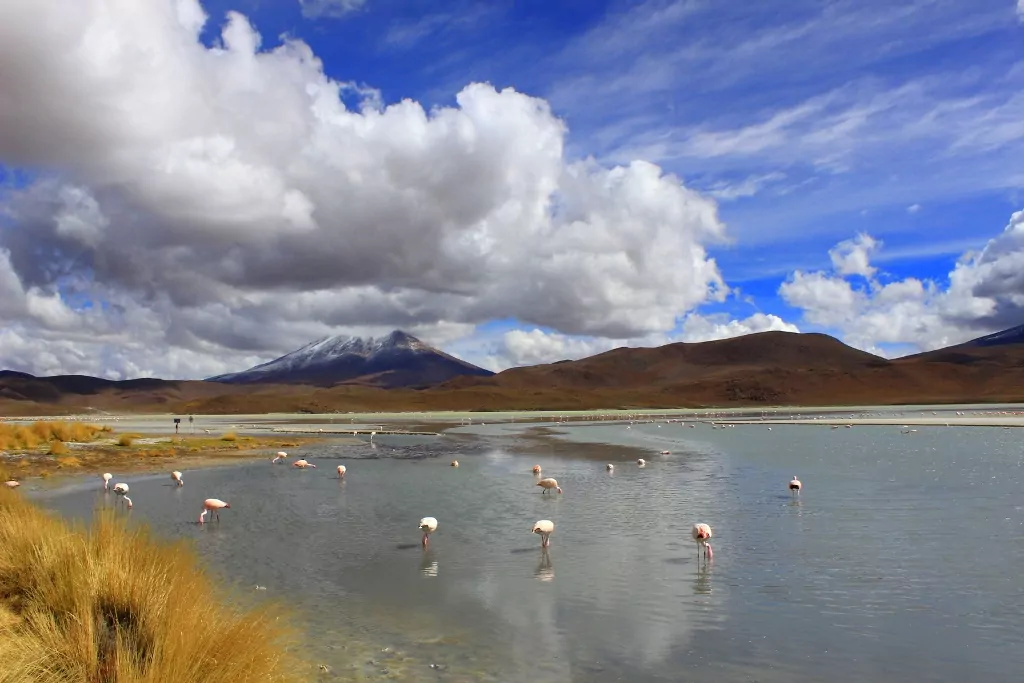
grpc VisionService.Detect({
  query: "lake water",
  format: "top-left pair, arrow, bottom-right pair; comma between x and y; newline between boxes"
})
32,420 -> 1024,682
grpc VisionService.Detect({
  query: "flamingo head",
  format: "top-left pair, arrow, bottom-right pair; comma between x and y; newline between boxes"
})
556,486 -> 563,494
223,503 -> 231,508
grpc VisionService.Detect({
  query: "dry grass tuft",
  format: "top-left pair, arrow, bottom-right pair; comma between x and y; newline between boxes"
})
0,489 -> 304,682
116,435 -> 136,448
0,421 -> 106,451
48,441 -> 70,456
220,432 -> 238,442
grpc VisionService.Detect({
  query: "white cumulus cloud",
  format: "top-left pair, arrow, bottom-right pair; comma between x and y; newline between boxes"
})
780,209 -> 1024,355
0,0 -> 730,378
828,232 -> 880,278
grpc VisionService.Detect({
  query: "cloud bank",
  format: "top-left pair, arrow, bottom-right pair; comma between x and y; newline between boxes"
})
781,210 -> 1024,356
0,0 -> 729,378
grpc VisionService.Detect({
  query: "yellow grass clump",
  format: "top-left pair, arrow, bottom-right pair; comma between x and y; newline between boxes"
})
220,432 -> 238,442
48,441 -> 70,456
117,435 -> 136,448
0,421 -> 106,451
0,489 -> 303,682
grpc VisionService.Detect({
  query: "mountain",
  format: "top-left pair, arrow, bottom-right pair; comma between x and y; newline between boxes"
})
4,328 -> 1024,416
959,323 -> 1024,348
436,331 -> 890,399
205,330 -> 493,389
895,322 -> 1024,365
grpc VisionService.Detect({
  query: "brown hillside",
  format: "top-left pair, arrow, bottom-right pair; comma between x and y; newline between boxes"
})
2,330 -> 1024,416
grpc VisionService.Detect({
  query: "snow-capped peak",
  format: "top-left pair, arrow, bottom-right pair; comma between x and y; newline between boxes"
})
242,331 -> 425,374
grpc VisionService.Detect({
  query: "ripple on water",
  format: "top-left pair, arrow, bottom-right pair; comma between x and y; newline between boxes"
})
31,424 -> 1024,682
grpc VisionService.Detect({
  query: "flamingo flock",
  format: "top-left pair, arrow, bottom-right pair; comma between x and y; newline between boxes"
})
4,427 -> 788,570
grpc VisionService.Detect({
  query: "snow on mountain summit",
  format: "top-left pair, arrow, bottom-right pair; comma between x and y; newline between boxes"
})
206,330 -> 491,388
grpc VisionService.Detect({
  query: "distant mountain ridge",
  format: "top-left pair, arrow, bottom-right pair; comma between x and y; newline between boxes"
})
3,323 -> 1024,415
961,324 -> 1024,347
206,330 -> 494,389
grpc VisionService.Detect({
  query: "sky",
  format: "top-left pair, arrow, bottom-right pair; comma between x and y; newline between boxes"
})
0,0 -> 1023,379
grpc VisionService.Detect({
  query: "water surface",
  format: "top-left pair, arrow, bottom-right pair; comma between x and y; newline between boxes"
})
36,422 -> 1024,682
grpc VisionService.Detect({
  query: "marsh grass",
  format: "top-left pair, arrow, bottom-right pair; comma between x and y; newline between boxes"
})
0,422 -> 107,451
48,441 -> 70,456
116,435 -> 137,448
0,490 -> 304,682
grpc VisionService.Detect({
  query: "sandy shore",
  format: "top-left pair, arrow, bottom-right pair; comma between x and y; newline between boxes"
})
6,404 -> 1024,447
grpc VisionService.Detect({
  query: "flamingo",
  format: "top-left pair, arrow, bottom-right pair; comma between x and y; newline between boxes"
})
4,480 -> 20,489
532,464 -> 542,475
450,460 -> 459,468
293,459 -> 316,469
272,451 -> 287,464
536,478 -> 562,494
419,517 -> 438,548
692,523 -> 713,561
112,483 -> 129,507
789,476 -> 802,494
199,498 -> 230,524
171,471 -> 183,487
532,520 -> 554,548
606,463 -> 614,472
637,458 -> 646,467
102,472 -> 112,490
660,450 -> 670,455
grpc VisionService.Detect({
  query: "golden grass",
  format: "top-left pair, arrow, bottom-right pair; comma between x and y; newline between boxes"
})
117,435 -> 136,448
48,441 -> 69,456
0,421 -> 107,451
220,432 -> 237,442
0,489 -> 304,682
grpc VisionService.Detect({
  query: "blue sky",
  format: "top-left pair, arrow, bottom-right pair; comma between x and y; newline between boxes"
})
227,0 -> 1023,349
229,0 -> 1018,292
1,0 -> 1023,377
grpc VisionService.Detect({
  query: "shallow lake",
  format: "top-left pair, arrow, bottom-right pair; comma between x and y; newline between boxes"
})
33,421 -> 1024,682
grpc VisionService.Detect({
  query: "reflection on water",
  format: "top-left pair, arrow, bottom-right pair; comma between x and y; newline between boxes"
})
32,423 -> 1024,682
535,549 -> 554,582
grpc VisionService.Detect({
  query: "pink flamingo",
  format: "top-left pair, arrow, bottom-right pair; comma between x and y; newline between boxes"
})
110,483 -> 132,508
692,523 -> 713,561
419,517 -> 438,547
532,464 -> 542,475
199,498 -> 229,524
337,464 -> 346,478
293,459 -> 316,469
171,471 -> 183,487
536,478 -> 562,494
532,520 -> 554,548
271,451 -> 287,464
789,476 -> 802,495
102,472 -> 112,490
4,480 -> 21,489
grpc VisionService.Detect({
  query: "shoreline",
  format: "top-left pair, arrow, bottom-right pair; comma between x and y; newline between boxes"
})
5,401 -> 1024,424
1,425 -> 337,487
